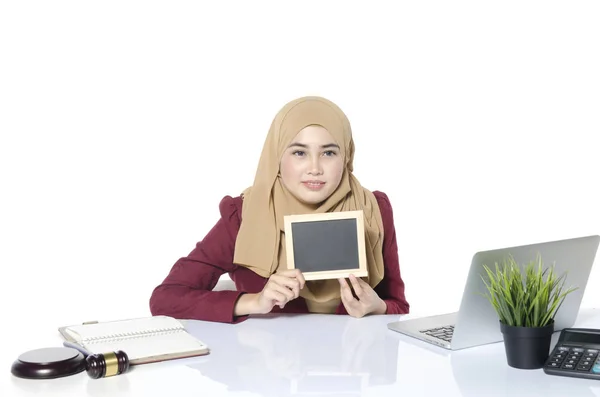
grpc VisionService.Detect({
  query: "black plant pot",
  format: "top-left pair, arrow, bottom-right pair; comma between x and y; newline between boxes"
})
500,320 -> 554,369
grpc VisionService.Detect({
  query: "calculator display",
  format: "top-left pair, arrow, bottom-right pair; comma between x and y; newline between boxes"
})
562,331 -> 600,345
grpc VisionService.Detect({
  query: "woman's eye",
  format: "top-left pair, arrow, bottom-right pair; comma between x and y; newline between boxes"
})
292,150 -> 305,157
323,150 -> 336,156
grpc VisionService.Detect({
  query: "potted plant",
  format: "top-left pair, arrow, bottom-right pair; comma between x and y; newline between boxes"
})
481,253 -> 577,369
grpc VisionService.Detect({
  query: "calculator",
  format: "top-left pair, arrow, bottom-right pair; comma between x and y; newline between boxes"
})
544,328 -> 600,380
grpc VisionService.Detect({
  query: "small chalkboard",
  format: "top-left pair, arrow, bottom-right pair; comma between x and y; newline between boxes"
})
284,210 -> 368,280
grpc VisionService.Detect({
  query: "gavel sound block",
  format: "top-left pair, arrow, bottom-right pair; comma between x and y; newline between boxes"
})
11,347 -> 130,380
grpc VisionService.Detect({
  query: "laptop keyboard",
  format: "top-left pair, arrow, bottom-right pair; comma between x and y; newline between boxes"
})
419,325 -> 455,342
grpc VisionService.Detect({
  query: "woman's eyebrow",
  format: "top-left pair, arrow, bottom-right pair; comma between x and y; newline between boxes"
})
287,142 -> 340,149
287,142 -> 308,149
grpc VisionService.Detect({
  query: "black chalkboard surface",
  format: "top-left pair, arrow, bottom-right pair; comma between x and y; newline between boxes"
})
284,210 -> 368,280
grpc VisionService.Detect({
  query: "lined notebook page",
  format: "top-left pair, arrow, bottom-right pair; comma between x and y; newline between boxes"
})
64,316 -> 184,343
62,316 -> 208,363
81,330 -> 207,361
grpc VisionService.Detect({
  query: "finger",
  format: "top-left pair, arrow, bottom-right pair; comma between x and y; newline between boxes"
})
271,274 -> 300,289
274,300 -> 286,309
268,282 -> 296,302
271,275 -> 301,298
339,279 -> 360,317
295,270 -> 306,289
339,278 -> 358,304
278,269 -> 306,289
349,274 -> 364,299
264,290 -> 288,307
338,279 -> 351,306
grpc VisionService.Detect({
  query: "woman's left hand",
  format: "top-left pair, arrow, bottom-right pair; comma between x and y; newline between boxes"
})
338,274 -> 387,318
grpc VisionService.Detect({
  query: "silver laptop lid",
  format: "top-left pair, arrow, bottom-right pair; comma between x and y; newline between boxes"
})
451,235 -> 600,350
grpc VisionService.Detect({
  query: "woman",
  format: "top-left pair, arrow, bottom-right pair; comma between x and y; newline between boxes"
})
149,96 -> 409,323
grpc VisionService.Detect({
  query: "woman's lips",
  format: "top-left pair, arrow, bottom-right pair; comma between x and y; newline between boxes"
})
302,181 -> 326,191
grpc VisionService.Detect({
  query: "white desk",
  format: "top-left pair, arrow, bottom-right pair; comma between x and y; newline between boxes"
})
5,309 -> 600,397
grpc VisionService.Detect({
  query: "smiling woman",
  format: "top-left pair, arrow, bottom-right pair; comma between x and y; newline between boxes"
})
149,96 -> 410,323
280,125 -> 344,207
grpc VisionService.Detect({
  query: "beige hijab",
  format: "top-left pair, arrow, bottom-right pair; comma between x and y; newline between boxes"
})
233,96 -> 385,313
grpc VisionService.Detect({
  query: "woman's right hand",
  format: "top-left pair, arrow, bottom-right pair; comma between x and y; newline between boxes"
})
255,269 -> 306,313
234,269 -> 306,316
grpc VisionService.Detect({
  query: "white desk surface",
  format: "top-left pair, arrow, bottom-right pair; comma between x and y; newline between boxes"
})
5,309 -> 600,397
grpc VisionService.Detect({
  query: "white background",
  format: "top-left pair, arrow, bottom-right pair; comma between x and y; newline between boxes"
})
1,0 -> 599,380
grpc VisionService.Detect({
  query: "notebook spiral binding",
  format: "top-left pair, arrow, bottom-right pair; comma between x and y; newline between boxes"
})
82,326 -> 184,344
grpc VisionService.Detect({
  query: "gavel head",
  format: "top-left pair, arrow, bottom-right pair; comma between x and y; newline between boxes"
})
85,350 -> 130,379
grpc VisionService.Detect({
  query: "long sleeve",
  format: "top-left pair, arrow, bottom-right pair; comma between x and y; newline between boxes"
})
372,191 -> 410,314
149,196 -> 247,323
335,190 -> 410,315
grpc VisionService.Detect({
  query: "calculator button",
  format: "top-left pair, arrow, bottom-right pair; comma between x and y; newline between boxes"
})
546,362 -> 561,368
562,364 -> 576,370
557,346 -> 570,352
565,359 -> 579,365
586,349 -> 599,354
550,357 -> 563,363
568,355 -> 580,360
572,348 -> 586,353
577,365 -> 591,371
572,351 -> 583,357
585,352 -> 597,359
581,360 -> 593,366
591,365 -> 600,374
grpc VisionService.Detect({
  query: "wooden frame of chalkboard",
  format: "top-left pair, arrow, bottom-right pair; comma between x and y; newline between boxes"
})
284,210 -> 368,281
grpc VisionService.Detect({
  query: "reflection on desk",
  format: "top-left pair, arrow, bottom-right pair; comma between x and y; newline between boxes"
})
450,343 -> 597,397
7,309 -> 600,397
450,308 -> 600,397
184,313 -> 399,396
9,361 -> 134,397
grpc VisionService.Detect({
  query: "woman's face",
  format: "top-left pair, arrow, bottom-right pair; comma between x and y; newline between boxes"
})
279,125 -> 344,206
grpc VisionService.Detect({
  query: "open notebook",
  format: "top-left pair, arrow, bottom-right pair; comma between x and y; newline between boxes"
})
58,315 -> 209,365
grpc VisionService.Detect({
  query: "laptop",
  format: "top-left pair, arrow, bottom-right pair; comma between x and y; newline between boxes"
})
387,235 -> 600,350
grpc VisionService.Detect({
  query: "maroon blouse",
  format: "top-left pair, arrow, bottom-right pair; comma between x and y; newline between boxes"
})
149,191 -> 409,323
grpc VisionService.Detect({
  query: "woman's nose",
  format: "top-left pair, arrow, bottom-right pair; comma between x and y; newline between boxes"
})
308,156 -> 323,175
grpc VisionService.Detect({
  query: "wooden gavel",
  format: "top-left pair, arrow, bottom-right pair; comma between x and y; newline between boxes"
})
85,350 -> 130,379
